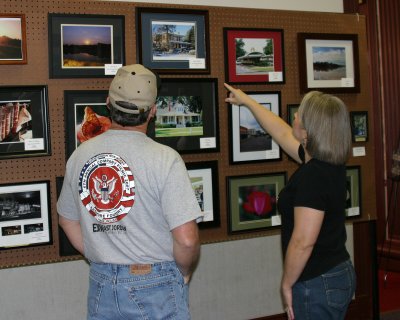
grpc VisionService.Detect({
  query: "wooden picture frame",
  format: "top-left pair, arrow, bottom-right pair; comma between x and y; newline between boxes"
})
227,172 -> 286,234
0,14 -> 27,65
148,78 -> 219,154
350,111 -> 368,142
298,33 -> 360,93
0,85 -> 51,159
186,161 -> 220,229
64,90 -> 109,159
48,13 -> 125,78
346,166 -> 361,218
0,181 -> 52,250
228,91 -> 281,164
136,7 -> 210,74
223,28 -> 284,84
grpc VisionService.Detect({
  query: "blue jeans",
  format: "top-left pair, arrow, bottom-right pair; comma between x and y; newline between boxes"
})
87,261 -> 190,320
292,259 -> 356,320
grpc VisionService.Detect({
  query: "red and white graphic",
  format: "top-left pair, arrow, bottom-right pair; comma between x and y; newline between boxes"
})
79,153 -> 135,224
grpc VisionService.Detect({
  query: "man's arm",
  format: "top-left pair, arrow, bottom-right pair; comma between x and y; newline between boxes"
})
172,220 -> 200,284
59,215 -> 84,255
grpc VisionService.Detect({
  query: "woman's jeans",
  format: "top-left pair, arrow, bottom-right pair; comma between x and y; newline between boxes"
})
292,259 -> 356,320
87,261 -> 190,320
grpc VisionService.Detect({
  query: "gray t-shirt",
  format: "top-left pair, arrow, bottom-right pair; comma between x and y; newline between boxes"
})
57,129 -> 202,264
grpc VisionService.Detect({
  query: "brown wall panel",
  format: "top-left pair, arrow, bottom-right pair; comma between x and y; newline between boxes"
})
0,1 -> 375,271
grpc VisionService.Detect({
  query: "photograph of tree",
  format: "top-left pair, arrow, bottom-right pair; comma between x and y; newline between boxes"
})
151,21 -> 196,61
235,38 -> 274,75
61,24 -> 113,68
312,46 -> 346,80
155,95 -> 203,138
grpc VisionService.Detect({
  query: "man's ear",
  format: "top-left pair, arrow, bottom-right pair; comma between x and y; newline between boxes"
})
106,97 -> 110,109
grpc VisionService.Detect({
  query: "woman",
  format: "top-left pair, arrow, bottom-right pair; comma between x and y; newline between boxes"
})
224,83 -> 356,320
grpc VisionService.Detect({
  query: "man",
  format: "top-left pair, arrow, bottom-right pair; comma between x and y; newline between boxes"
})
57,64 -> 202,320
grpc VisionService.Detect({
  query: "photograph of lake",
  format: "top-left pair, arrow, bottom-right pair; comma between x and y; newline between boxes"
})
0,17 -> 23,60
61,24 -> 113,68
312,46 -> 347,80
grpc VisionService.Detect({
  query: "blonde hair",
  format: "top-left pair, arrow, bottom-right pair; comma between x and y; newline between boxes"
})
298,91 -> 351,165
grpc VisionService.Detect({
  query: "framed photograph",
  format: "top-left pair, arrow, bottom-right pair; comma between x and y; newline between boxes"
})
48,13 -> 125,78
228,91 -> 281,164
223,28 -> 284,84
287,104 -> 300,126
0,181 -> 52,250
136,7 -> 210,74
346,166 -> 361,218
227,172 -> 286,234
350,111 -> 368,142
0,14 -> 27,65
148,78 -> 219,154
0,85 -> 51,159
64,90 -> 110,159
298,33 -> 360,93
186,161 -> 220,229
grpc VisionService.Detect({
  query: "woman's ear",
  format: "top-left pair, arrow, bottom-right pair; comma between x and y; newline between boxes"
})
106,97 -> 110,109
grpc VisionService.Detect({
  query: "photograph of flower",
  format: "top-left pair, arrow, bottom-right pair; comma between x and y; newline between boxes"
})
0,14 -> 27,64
229,91 -> 281,164
61,24 -> 113,68
155,95 -> 203,138
227,172 -> 286,234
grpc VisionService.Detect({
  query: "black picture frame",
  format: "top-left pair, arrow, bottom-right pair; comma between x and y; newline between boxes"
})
286,104 -> 299,126
64,90 -> 109,159
345,165 -> 361,218
228,91 -> 281,164
136,7 -> 210,74
186,160 -> 220,229
227,172 -> 286,234
0,180 -> 52,250
350,111 -> 368,142
0,85 -> 51,159
223,28 -> 285,84
298,33 -> 360,93
48,13 -> 125,78
148,78 -> 219,154
56,176 -> 80,256
0,14 -> 27,65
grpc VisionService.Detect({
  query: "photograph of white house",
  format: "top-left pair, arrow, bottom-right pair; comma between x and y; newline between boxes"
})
155,95 -> 203,138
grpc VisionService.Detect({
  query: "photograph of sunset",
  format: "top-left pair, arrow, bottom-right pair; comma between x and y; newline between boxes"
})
61,24 -> 113,68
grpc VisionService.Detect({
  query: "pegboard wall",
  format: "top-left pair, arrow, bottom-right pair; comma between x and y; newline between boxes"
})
0,0 -> 376,268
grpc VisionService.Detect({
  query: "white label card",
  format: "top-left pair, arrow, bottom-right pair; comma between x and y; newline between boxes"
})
200,137 -> 216,149
105,64 -> 122,75
189,58 -> 205,69
341,78 -> 354,87
269,72 -> 283,82
24,138 -> 44,151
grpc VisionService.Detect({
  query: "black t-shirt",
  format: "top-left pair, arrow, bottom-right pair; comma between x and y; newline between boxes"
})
278,145 -> 350,281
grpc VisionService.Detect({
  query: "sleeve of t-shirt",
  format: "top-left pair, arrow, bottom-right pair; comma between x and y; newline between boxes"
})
160,156 -> 203,230
293,166 -> 327,212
